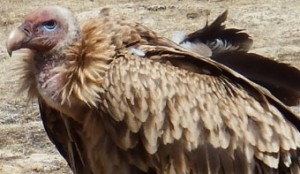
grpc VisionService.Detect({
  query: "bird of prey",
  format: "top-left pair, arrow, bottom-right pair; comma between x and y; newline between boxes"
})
174,10 -> 300,106
6,5 -> 300,174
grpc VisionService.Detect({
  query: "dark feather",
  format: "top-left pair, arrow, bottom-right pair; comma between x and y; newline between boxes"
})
212,52 -> 300,106
38,99 -> 91,174
179,11 -> 300,106
181,10 -> 253,54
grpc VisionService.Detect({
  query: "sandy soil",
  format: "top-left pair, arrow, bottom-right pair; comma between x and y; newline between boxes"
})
0,0 -> 300,173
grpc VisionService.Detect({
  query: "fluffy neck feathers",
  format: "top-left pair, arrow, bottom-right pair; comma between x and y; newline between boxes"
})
20,17 -> 118,113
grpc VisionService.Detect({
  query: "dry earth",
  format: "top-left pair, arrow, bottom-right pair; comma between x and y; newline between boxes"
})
0,0 -> 300,173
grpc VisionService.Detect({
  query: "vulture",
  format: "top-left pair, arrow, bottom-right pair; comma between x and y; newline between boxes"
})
6,5 -> 300,174
174,10 -> 300,106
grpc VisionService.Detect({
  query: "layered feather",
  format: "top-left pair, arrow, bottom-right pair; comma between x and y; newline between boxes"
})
11,6 -> 300,174
175,10 -> 253,56
174,10 -> 300,106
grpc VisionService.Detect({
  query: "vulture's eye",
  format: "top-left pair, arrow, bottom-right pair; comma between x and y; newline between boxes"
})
42,20 -> 57,31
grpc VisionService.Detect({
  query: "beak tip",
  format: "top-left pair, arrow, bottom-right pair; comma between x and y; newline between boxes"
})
7,47 -> 12,57
6,27 -> 28,57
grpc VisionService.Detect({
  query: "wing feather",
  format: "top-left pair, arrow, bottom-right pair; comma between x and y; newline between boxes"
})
179,10 -> 253,55
212,51 -> 300,106
38,99 -> 91,174
76,17 -> 300,173
176,10 -> 300,106
98,56 -> 300,173
21,13 -> 300,174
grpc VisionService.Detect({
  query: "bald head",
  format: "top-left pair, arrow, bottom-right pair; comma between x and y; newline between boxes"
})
7,6 -> 80,55
25,6 -> 74,23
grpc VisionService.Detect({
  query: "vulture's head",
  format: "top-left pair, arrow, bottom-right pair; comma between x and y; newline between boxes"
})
6,6 -> 112,108
6,5 -> 80,56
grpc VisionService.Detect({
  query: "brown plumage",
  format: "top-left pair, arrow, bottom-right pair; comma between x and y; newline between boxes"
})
176,10 -> 300,106
6,6 -> 300,174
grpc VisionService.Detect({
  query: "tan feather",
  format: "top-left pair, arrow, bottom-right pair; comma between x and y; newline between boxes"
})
7,6 -> 300,174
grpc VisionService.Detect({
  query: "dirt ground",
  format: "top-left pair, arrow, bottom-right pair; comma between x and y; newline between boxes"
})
0,0 -> 300,173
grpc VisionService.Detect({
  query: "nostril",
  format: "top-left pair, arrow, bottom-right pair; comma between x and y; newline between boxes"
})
19,23 -> 32,36
23,28 -> 30,35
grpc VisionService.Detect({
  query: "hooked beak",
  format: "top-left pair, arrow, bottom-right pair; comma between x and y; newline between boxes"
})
6,23 -> 32,57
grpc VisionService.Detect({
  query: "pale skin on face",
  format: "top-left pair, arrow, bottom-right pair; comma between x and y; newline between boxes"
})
7,6 -> 78,56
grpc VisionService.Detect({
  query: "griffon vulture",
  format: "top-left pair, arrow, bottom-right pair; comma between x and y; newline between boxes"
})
6,5 -> 300,174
